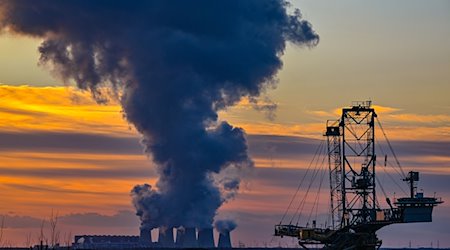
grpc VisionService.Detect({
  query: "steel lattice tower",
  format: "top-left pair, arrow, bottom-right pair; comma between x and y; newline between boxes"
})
339,101 -> 377,226
325,120 -> 342,230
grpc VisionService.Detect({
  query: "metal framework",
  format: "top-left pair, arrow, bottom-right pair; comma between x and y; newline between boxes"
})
339,100 -> 377,227
275,101 -> 443,250
325,120 -> 342,230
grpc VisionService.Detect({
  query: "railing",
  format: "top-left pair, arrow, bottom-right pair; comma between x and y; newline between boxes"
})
351,100 -> 372,108
274,224 -> 302,237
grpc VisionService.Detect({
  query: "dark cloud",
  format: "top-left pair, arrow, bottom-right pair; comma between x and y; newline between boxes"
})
0,131 -> 142,154
1,183 -> 110,195
60,210 -> 139,228
0,166 -> 155,180
0,132 -> 450,168
0,131 -> 447,174
0,131 -> 448,164
249,167 -> 312,189
0,0 -> 319,230
248,135 -> 450,160
248,134 -> 320,159
390,140 -> 450,158
0,131 -> 320,157
0,211 -> 139,229
0,214 -> 42,229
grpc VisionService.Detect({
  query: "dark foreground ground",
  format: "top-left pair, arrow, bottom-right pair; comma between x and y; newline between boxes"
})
2,248 -> 450,250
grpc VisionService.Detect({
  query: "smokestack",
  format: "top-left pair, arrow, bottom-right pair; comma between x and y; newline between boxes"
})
182,227 -> 197,248
218,230 -> 232,248
215,220 -> 236,248
197,228 -> 215,248
175,227 -> 185,247
139,227 -> 152,245
158,227 -> 174,248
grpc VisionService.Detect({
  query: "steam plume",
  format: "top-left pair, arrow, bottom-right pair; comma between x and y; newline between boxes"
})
215,219 -> 237,234
0,0 -> 318,230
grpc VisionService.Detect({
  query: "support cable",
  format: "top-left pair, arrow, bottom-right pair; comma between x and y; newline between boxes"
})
376,117 -> 406,178
376,143 -> 408,196
309,156 -> 328,224
376,176 -> 388,206
377,143 -> 405,182
291,142 -> 327,225
278,139 -> 325,225
378,159 -> 408,196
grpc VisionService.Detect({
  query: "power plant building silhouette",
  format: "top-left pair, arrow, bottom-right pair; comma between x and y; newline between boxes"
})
73,226 -> 234,249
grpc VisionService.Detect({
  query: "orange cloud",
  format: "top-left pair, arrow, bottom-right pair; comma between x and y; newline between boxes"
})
0,149 -> 155,217
224,121 -> 325,138
302,104 -> 450,141
371,105 -> 401,114
0,84 -> 131,136
2,85 -> 449,141
388,113 -> 450,124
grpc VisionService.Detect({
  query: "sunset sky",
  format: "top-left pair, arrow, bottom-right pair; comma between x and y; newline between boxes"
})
0,0 -> 449,248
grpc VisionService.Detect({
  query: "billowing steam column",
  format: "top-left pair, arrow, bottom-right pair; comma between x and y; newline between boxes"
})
0,1 -> 319,245
215,220 -> 236,248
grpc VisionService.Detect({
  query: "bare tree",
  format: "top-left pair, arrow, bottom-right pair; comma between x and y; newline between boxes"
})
38,218 -> 46,247
64,231 -> 73,249
0,215 -> 5,247
55,230 -> 61,247
49,210 -> 59,247
25,232 -> 33,248
2,238 -> 13,248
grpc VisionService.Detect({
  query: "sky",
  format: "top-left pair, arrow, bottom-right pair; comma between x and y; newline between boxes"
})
0,0 -> 449,248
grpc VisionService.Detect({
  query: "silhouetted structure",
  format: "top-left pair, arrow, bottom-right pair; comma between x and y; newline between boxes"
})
73,235 -> 139,249
275,101 -> 443,250
217,230 -> 232,248
158,227 -> 174,248
140,228 -> 152,245
198,228 -> 215,248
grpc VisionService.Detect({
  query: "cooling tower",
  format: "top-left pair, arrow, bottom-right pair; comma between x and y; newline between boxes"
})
175,227 -> 185,247
158,227 -> 174,247
182,227 -> 197,248
197,228 -> 215,248
139,228 -> 152,244
218,230 -> 232,248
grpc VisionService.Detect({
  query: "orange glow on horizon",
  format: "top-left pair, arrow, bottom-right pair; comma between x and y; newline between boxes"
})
0,84 -> 448,246
1,85 -> 449,140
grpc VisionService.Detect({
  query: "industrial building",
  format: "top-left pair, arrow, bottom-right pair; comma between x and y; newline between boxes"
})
72,226 -> 233,249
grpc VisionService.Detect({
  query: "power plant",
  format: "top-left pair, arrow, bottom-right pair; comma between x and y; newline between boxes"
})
71,102 -> 443,250
73,226 -> 234,249
217,230 -> 232,248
